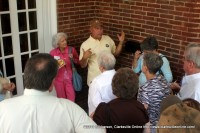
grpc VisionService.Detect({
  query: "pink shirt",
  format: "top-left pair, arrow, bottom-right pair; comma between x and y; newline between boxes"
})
50,46 -> 79,82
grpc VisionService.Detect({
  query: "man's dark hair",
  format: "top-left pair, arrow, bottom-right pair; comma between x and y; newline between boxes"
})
112,67 -> 139,99
24,53 -> 58,91
143,52 -> 163,74
140,36 -> 158,51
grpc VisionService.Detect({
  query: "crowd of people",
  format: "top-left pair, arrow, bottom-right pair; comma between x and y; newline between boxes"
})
0,18 -> 200,133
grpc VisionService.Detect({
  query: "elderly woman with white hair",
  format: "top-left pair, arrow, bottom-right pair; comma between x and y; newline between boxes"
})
50,32 -> 79,102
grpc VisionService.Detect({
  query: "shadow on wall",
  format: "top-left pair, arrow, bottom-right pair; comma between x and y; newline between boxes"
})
124,40 -> 141,54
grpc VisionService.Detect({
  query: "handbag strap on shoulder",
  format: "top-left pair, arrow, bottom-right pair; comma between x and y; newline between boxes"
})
68,46 -> 72,55
0,70 -> 3,77
68,47 -> 75,69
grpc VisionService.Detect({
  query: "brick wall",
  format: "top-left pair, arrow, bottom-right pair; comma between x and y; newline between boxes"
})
56,0 -> 99,90
57,0 -> 98,48
57,0 -> 200,82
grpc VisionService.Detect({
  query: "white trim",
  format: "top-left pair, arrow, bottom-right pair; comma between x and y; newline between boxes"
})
37,0 -> 44,53
7,0 -> 57,96
42,0 -> 57,53
9,0 -> 24,95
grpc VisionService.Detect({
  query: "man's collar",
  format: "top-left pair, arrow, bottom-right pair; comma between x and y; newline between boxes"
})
183,72 -> 200,84
24,88 -> 50,96
89,35 -> 101,41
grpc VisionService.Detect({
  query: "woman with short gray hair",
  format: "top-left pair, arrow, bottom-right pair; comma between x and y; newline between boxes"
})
52,32 -> 68,48
50,32 -> 79,102
97,51 -> 116,70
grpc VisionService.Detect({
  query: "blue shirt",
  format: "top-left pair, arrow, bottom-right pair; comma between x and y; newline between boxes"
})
133,53 -> 173,87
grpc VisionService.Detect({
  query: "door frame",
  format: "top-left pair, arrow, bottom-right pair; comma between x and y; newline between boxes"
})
9,0 -> 57,95
42,0 -> 57,53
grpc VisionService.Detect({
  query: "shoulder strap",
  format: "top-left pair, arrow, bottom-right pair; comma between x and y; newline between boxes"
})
160,54 -> 166,58
0,70 -> 3,77
68,47 -> 75,69
68,46 -> 72,55
159,54 -> 166,75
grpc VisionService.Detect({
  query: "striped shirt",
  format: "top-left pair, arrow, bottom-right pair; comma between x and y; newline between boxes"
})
137,75 -> 170,126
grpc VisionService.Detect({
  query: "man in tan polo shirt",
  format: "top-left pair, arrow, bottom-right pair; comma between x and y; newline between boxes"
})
79,19 -> 125,86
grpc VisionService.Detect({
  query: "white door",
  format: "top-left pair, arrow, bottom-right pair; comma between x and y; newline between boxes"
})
0,0 -> 44,95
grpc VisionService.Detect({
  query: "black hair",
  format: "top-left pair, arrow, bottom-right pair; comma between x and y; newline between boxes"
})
140,36 -> 158,51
